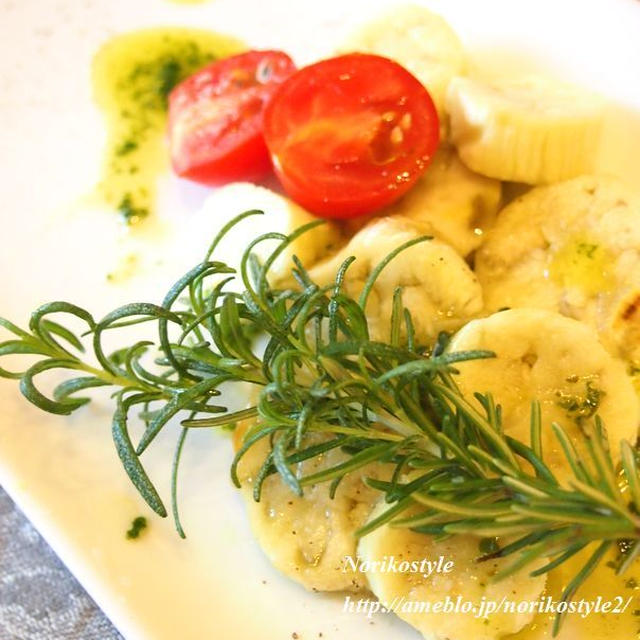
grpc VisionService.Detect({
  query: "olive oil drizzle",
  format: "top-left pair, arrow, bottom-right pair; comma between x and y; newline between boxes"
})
92,28 -> 244,224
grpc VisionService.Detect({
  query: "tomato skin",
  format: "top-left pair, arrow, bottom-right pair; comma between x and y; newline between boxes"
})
263,53 -> 440,219
168,50 -> 296,186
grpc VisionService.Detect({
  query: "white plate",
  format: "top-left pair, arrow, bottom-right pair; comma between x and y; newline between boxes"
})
1,1 -> 639,639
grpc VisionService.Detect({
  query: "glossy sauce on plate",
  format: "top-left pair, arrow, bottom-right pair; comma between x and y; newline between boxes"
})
92,28 -> 243,224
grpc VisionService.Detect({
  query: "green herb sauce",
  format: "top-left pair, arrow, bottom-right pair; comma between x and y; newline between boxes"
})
556,374 -> 605,425
126,515 -> 148,540
92,28 -> 244,224
549,235 -> 614,296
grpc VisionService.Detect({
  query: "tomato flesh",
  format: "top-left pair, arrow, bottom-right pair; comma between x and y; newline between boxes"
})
263,53 -> 440,219
168,50 -> 296,185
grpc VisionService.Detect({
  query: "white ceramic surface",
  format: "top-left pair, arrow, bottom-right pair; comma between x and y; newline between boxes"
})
1,1 -> 639,638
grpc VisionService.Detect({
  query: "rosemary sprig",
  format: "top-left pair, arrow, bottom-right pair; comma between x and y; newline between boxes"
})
1,211 -> 639,635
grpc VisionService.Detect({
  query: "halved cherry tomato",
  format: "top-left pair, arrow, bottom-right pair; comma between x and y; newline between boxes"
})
168,50 -> 296,185
263,53 -> 440,219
